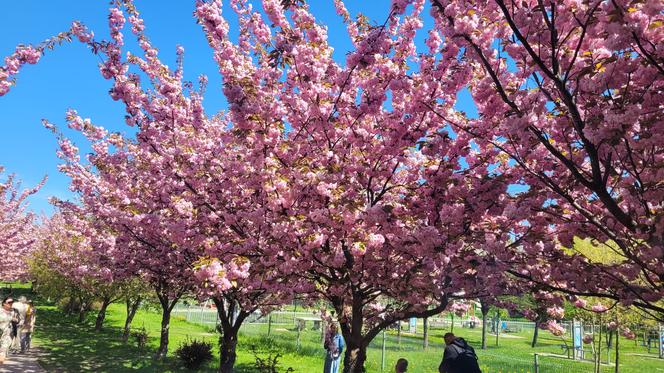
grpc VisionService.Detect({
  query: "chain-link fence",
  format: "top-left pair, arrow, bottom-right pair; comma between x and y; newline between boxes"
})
171,304 -> 658,372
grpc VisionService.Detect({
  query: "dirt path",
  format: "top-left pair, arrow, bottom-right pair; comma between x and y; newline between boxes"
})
0,349 -> 46,373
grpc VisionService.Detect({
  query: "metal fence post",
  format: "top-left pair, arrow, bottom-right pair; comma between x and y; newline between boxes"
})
267,313 -> 272,337
534,353 -> 540,373
296,322 -> 301,350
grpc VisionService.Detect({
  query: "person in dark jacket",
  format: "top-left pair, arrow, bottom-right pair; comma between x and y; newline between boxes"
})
438,333 -> 482,373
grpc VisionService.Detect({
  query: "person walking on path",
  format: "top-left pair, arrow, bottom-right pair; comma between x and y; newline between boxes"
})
10,296 -> 27,353
0,297 -> 16,364
323,323 -> 344,373
20,300 -> 35,353
438,332 -> 482,373
395,358 -> 408,372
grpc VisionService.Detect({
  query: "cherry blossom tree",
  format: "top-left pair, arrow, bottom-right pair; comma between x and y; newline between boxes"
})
0,167 -> 43,282
429,0 -> 664,318
54,204 -> 130,331
181,125 -> 303,372
50,108 -> 201,357
34,213 -> 100,322
195,1 -> 533,371
33,206 -> 127,329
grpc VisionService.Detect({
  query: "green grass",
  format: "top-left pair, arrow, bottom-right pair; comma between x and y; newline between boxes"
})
15,287 -> 663,373
33,304 -> 213,372
235,322 -> 664,373
30,301 -> 321,372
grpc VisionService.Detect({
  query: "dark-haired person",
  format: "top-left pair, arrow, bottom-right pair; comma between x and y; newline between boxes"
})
0,298 -> 15,364
438,333 -> 482,373
395,358 -> 408,373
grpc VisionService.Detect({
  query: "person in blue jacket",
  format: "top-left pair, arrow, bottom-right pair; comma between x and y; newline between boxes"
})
324,323 -> 344,373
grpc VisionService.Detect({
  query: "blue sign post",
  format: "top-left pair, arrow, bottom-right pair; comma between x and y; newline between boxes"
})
409,317 -> 417,333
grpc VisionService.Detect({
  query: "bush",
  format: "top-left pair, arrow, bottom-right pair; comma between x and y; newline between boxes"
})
132,327 -> 149,350
250,345 -> 294,373
176,338 -> 213,370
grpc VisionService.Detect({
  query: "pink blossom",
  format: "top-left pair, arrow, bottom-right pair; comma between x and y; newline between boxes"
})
591,303 -> 608,313
16,47 -> 41,64
449,303 -> 470,317
544,320 -> 565,337
574,299 -> 588,308
546,306 -> 564,320
367,233 -> 385,249
620,327 -> 635,340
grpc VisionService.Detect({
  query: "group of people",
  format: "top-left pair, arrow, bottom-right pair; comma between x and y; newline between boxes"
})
323,324 -> 482,373
0,296 -> 36,364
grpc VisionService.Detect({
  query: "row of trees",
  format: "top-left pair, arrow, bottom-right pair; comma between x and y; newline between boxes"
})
0,1 -> 661,372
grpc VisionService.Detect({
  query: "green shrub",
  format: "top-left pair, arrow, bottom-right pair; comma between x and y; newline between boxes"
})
176,338 -> 213,370
250,345 -> 294,373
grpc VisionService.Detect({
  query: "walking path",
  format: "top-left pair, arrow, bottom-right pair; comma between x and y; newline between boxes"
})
0,349 -> 46,373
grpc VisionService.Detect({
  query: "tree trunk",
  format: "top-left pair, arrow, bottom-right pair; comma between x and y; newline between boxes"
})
94,297 -> 111,331
219,329 -> 239,373
78,307 -> 87,323
342,342 -> 368,373
423,317 -> 429,350
532,321 -> 540,347
155,305 -> 172,359
77,298 -> 89,323
123,298 -> 141,342
481,305 -> 489,349
65,296 -> 76,315
337,293 -> 372,373
212,296 -> 252,373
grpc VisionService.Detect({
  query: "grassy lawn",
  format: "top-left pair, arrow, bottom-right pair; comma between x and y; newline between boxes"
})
237,322 -> 664,373
30,301 -> 321,372
11,287 -> 661,373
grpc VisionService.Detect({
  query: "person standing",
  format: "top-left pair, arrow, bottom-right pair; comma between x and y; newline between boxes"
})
438,333 -> 482,373
20,300 -> 36,353
11,296 -> 27,352
323,323 -> 344,373
0,298 -> 15,364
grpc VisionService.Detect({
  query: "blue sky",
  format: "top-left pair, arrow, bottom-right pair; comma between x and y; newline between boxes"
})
2,1 -> 476,214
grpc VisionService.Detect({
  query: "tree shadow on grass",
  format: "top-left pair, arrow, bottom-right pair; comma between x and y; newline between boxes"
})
34,308 -> 202,373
